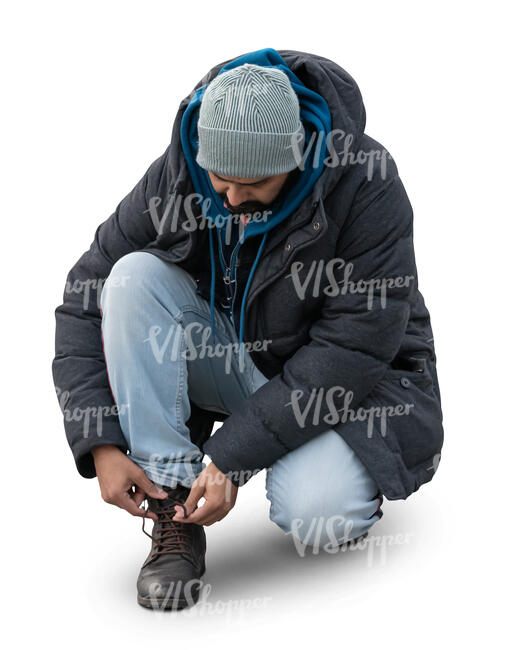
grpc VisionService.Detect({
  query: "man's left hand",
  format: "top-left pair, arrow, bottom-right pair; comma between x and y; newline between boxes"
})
173,462 -> 238,526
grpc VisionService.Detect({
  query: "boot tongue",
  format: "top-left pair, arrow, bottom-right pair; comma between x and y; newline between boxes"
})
143,485 -> 196,565
147,484 -> 190,514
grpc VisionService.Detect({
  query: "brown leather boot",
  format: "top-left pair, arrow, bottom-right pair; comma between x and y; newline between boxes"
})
137,484 -> 206,610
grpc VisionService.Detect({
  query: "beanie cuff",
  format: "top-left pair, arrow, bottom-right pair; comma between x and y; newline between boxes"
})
196,123 -> 305,178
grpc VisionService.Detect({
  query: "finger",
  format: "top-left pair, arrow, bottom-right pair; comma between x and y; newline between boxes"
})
133,471 -> 168,499
174,482 -> 205,520
179,499 -> 220,525
201,516 -> 219,527
202,508 -> 230,527
212,509 -> 230,524
173,504 -> 187,519
132,485 -> 146,508
118,491 -> 157,520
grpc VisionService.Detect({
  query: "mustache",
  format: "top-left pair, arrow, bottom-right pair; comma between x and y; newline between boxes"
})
221,196 -> 268,214
219,167 -> 299,215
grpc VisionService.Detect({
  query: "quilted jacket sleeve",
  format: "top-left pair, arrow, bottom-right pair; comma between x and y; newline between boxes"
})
52,147 -> 172,478
202,167 -> 418,486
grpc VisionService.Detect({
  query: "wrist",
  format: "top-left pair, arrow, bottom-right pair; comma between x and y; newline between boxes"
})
91,444 -> 120,460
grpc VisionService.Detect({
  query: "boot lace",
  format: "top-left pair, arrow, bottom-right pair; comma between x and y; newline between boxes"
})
142,498 -> 194,561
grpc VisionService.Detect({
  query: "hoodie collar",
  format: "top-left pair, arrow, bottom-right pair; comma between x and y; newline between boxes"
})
171,48 -> 366,206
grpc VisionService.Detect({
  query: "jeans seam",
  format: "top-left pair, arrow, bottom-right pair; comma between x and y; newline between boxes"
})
174,313 -> 186,432
179,304 -> 240,416
133,457 -> 203,488
180,303 -> 229,337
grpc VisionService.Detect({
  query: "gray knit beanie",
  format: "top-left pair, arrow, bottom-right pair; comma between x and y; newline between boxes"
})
195,63 -> 305,178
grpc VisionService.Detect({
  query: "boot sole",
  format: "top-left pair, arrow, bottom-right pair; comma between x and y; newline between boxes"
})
137,560 -> 206,611
137,593 -> 196,610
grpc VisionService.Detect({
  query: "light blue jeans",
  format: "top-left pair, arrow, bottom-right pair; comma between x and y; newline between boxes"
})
100,251 -> 382,547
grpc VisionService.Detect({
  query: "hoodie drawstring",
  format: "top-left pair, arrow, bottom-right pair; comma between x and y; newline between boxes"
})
237,230 -> 268,371
208,226 -> 217,345
207,227 -> 269,371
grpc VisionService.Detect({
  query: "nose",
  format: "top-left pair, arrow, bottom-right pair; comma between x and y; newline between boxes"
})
226,186 -> 251,208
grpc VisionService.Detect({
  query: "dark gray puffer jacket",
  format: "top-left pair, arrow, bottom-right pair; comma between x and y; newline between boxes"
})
52,49 -> 443,500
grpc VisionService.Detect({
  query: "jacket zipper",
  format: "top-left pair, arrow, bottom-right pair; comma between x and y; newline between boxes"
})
220,199 -> 321,323
218,234 -> 242,318
244,201 -> 324,340
230,253 -> 242,320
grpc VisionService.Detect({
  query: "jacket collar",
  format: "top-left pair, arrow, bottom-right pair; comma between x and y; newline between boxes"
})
245,196 -> 328,311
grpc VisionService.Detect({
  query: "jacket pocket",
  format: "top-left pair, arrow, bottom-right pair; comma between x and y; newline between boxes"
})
389,354 -> 437,397
370,358 -> 444,468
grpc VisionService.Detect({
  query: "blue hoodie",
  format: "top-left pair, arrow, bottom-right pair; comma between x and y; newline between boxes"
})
180,47 -> 331,366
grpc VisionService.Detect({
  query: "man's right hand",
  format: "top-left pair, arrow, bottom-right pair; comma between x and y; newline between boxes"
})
92,445 -> 168,521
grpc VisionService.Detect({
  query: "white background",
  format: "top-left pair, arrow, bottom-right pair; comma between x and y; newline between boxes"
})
1,0 -> 509,647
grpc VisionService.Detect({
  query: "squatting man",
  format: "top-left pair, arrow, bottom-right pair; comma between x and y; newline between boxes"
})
52,48 -> 444,611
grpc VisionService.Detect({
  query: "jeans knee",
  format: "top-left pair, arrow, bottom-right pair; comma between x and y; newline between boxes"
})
269,489 -> 380,550
101,251 -> 178,316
